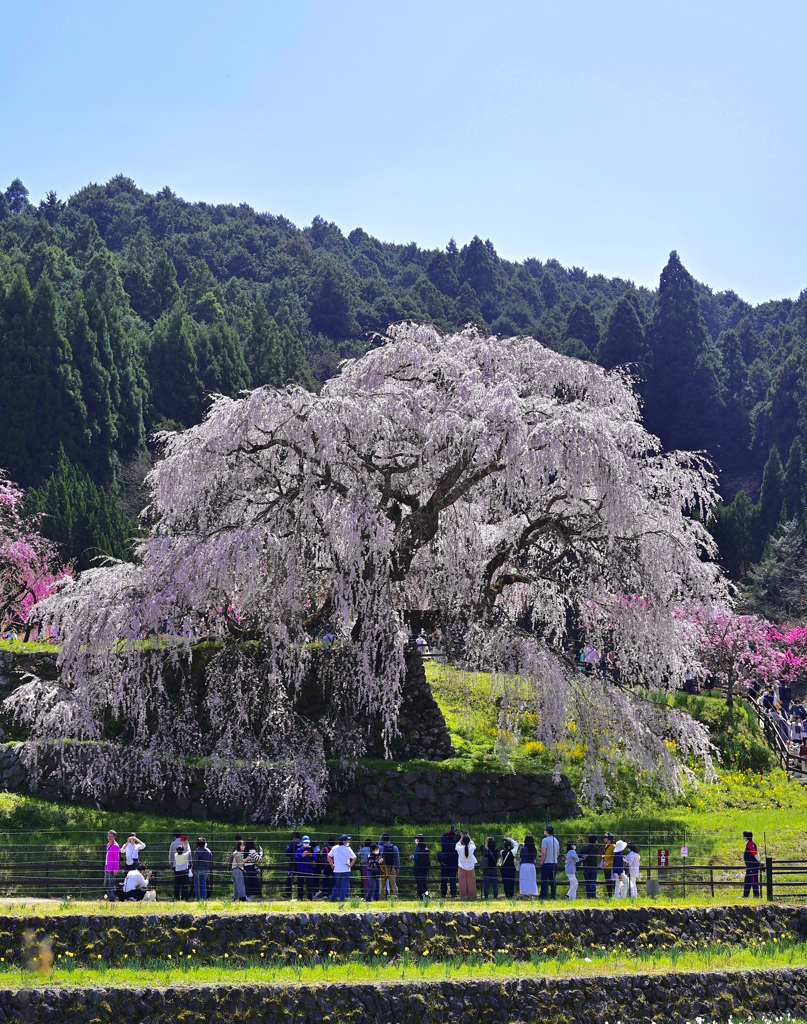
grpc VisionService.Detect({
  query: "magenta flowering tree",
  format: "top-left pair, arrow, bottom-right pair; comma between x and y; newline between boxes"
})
690,611 -> 807,705
12,325 -> 729,816
0,472 -> 67,638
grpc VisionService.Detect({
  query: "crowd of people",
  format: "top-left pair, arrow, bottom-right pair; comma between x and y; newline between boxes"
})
756,679 -> 807,767
103,825 -> 653,903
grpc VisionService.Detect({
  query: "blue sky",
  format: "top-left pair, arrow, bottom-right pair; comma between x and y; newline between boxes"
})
1,0 -> 804,304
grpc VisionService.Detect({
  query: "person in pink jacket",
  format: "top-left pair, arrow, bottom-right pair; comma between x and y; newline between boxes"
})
104,830 -> 120,902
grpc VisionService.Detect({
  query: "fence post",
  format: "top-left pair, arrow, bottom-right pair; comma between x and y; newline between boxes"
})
766,856 -> 774,901
709,866 -> 714,898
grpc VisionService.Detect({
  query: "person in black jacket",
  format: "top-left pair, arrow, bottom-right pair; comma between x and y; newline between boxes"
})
578,834 -> 601,899
481,837 -> 499,899
412,834 -> 431,898
500,838 -> 517,899
438,827 -> 459,897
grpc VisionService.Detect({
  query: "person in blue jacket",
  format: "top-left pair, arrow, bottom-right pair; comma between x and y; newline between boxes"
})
295,837 -> 316,900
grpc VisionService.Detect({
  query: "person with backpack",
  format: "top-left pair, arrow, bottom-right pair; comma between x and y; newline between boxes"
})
602,832 -> 615,897
366,843 -> 382,901
295,837 -> 316,900
579,833 -> 601,898
243,838 -> 263,900
438,827 -> 459,897
455,831 -> 477,900
379,833 -> 400,897
500,837 -> 518,899
742,829 -> 761,897
314,839 -> 333,899
612,840 -> 628,898
412,834 -> 431,898
357,838 -> 372,896
481,837 -> 499,898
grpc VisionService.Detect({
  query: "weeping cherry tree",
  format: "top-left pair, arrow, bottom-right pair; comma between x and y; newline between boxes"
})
11,324 -> 728,817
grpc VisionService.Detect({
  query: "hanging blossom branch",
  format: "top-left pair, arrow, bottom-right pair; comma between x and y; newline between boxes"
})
14,324 -> 730,818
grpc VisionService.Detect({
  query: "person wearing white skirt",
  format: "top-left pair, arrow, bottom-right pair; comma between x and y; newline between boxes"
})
518,835 -> 538,898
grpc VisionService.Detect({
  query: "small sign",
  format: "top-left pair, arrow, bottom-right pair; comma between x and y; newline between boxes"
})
657,849 -> 669,866
681,845 -> 689,858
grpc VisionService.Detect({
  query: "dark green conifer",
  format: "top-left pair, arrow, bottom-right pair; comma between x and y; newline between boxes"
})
645,251 -> 724,452
757,444 -> 785,549
597,296 -> 647,369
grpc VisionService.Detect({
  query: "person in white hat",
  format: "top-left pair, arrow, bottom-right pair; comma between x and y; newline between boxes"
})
612,840 -> 629,898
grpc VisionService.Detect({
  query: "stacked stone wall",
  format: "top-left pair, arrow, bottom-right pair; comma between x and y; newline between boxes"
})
5,966 -> 807,1023
1,903 -> 805,965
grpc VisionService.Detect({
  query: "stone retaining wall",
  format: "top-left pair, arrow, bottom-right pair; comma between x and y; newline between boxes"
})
3,903 -> 805,966
0,742 -> 580,823
5,966 -> 807,1023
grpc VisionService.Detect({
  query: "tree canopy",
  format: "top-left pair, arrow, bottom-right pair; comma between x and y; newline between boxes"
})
19,325 -> 726,818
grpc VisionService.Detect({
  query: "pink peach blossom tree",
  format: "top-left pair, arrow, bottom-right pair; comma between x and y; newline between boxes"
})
0,471 -> 67,639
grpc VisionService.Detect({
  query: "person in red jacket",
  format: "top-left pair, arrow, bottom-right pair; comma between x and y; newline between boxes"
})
742,829 -> 761,897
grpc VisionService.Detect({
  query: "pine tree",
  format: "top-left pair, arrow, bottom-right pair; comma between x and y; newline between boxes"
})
276,305 -> 313,388
783,436 -> 807,521
757,444 -> 785,551
426,251 -> 459,297
147,303 -> 203,426
563,302 -> 600,355
459,236 -> 499,296
539,271 -> 559,308
67,292 -> 116,481
0,267 -> 35,483
454,281 -> 485,330
711,490 -> 758,579
209,320 -> 250,394
645,251 -> 724,452
27,447 -> 130,570
246,297 -> 282,387
597,296 -> 647,369
4,178 -> 29,215
150,251 -> 180,318
31,274 -> 89,473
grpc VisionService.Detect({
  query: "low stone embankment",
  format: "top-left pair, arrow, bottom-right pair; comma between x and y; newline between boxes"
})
0,742 -> 580,823
3,903 -> 805,966
5,966 -> 807,1023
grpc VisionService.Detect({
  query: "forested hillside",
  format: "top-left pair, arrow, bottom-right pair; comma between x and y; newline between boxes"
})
1,174 -> 807,601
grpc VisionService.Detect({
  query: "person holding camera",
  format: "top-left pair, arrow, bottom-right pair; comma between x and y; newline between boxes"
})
122,864 -> 153,901
169,832 -> 191,901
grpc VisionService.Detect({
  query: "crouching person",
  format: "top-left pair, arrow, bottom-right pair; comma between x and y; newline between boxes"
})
122,864 -> 152,901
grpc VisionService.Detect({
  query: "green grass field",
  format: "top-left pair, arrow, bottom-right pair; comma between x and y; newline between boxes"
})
6,937 -> 807,989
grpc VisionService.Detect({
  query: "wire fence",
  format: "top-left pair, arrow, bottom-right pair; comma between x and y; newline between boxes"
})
0,826 -> 794,902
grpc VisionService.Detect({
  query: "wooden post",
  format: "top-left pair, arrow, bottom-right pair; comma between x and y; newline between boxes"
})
710,866 -> 714,898
766,856 -> 774,901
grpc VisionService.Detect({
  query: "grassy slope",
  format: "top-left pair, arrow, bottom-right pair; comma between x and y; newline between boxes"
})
0,647 -> 804,865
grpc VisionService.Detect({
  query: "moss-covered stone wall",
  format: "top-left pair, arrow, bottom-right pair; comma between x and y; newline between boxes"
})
1,903 -> 805,966
6,965 -> 807,1023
